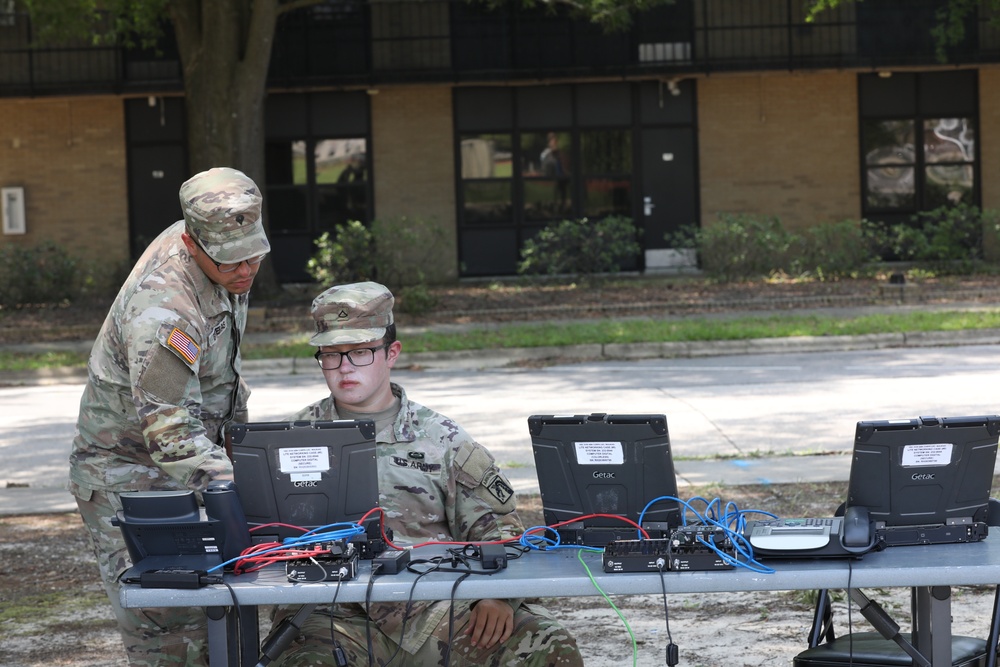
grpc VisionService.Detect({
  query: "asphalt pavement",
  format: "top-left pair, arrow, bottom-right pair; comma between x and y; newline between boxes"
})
3,300 -> 1000,516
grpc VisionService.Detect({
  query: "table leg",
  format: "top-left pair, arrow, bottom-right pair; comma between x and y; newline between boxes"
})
207,606 -> 234,667
205,605 -> 259,667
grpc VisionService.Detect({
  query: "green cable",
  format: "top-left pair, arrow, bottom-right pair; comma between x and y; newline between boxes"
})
575,548 -> 638,666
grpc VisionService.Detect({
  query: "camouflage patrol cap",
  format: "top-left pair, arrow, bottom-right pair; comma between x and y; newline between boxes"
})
310,281 -> 394,346
179,167 -> 270,264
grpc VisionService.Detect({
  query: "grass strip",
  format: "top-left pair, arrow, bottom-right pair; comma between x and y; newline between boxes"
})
240,309 -> 1000,358
3,309 -> 999,371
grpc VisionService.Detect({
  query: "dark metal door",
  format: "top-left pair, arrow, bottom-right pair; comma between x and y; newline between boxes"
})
125,97 -> 188,260
640,127 -> 697,256
127,145 -> 187,258
641,127 -> 698,248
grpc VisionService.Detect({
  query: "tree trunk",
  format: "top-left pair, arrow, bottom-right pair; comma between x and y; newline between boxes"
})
169,0 -> 282,297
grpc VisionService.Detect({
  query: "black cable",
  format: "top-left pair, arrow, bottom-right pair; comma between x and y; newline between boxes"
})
847,559 -> 854,667
221,581 -> 242,665
390,552 -> 506,667
444,571 -> 473,667
364,564 -> 380,667
657,560 -> 679,666
383,562 -> 434,666
326,578 -> 346,667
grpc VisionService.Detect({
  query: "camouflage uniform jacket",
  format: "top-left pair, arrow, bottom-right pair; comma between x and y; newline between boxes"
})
69,220 -> 248,497
290,383 -> 523,653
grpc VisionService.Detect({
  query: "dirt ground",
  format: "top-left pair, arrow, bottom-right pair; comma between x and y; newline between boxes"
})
3,484 -> 999,667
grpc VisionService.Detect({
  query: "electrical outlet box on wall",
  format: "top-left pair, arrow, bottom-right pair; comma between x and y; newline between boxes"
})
2,187 -> 25,235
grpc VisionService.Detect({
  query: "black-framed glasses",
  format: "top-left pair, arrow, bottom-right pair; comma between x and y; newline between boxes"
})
314,344 -> 388,370
193,235 -> 267,273
210,253 -> 267,274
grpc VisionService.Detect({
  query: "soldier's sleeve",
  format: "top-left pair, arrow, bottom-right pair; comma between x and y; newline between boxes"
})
451,438 -> 523,543
452,438 -> 526,614
128,314 -> 232,490
234,376 -> 251,424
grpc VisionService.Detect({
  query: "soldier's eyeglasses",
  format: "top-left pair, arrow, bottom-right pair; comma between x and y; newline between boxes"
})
314,344 -> 389,370
193,235 -> 267,273
208,253 -> 267,274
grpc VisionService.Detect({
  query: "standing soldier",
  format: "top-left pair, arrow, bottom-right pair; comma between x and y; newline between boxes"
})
69,167 -> 270,665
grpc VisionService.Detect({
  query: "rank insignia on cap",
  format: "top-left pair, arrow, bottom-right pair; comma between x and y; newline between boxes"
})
167,327 -> 200,364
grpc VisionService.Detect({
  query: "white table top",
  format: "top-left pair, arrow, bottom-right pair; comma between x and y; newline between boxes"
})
120,535 -> 1000,609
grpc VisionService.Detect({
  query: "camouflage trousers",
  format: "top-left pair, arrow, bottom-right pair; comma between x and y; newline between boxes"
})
272,601 -> 584,667
75,487 -> 210,666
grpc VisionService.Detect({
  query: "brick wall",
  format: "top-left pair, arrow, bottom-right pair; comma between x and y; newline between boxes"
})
698,71 -> 861,231
371,85 -> 458,283
0,96 -> 128,265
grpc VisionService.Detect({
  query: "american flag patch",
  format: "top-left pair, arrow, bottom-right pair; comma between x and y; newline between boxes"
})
167,327 -> 200,364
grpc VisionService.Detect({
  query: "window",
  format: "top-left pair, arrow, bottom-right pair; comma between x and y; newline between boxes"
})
581,129 -> 632,218
455,84 -> 640,277
315,138 -> 368,231
923,118 -> 975,209
265,92 -> 371,283
859,71 -> 978,221
862,119 -> 915,210
522,131 -> 573,220
460,133 -> 512,224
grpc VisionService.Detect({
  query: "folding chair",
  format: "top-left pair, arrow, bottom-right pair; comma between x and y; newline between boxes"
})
794,500 -> 1000,667
793,586 -> 1000,667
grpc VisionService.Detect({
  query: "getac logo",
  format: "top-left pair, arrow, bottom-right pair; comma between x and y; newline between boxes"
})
293,480 -> 318,488
593,471 -> 616,479
911,473 -> 935,481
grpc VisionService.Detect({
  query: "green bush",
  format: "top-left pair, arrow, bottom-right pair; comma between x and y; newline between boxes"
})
517,216 -> 641,277
791,219 -> 877,280
862,204 -> 998,274
306,216 -> 447,299
696,213 -> 795,282
395,284 -> 438,316
305,221 -> 378,287
679,215 -> 873,282
903,203 -> 985,264
0,241 -> 82,308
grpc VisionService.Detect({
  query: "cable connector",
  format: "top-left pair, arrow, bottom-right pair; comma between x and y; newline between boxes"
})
333,641 -> 348,667
666,642 -> 679,666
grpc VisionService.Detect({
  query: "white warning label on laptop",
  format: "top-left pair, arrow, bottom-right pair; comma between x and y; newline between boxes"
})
901,443 -> 953,467
279,447 -> 331,474
575,441 -> 625,465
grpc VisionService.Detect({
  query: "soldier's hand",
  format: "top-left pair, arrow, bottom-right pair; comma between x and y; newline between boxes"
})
466,598 -> 513,649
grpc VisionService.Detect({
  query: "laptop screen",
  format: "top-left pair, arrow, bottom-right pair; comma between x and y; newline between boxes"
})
229,420 -> 381,544
847,415 -> 999,544
529,413 -> 682,546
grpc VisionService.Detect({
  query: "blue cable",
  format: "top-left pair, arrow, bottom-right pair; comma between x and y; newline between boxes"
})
205,522 -> 366,573
636,495 -> 776,574
519,525 -> 603,553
